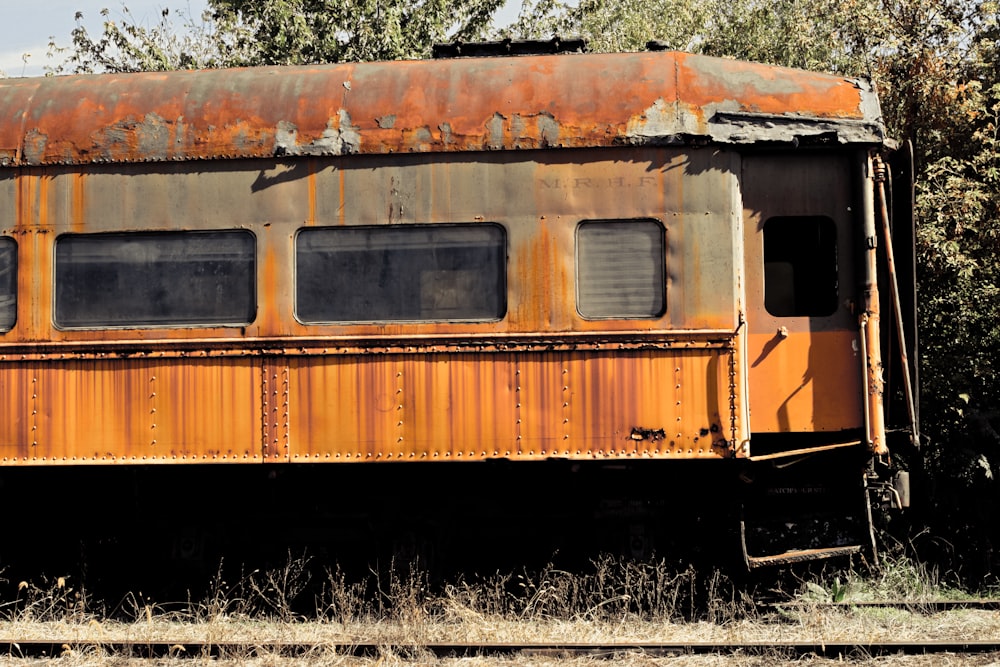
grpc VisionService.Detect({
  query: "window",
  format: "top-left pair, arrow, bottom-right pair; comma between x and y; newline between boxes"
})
0,238 -> 14,332
763,216 -> 838,317
296,224 -> 506,323
55,231 -> 256,328
576,219 -> 666,319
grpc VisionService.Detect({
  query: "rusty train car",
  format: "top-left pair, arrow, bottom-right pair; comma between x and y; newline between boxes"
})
0,43 -> 916,576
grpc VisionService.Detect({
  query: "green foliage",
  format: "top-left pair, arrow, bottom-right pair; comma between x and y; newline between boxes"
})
698,0 -> 881,74
208,0 -> 504,65
795,553 -> 967,603
47,6 -> 236,73
50,0 -> 504,74
503,0 -> 710,52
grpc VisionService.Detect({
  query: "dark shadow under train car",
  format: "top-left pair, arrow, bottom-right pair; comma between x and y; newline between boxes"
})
0,45 -> 916,594
0,456 -> 871,600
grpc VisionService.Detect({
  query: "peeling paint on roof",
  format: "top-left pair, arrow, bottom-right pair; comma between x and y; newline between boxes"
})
0,51 -> 885,167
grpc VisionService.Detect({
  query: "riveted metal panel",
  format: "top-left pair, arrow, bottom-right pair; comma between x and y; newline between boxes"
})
0,358 -> 259,464
285,343 -> 737,461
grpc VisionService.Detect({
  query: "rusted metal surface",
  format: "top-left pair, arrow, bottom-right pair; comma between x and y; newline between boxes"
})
0,343 -> 739,464
6,638 -> 1000,660
0,52 -> 883,168
741,153 -> 865,439
6,148 -> 739,343
0,51 -> 895,468
288,348 -> 735,463
875,156 -> 918,446
0,359 -> 260,463
745,545 -> 863,568
746,439 -> 861,462
746,331 -> 864,433
0,142 -> 755,464
861,154 -> 889,456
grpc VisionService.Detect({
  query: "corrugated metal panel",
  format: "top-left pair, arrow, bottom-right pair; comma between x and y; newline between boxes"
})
0,51 -> 884,168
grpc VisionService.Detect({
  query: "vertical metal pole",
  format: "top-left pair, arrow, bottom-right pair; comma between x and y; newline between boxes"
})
862,152 -> 888,456
873,155 -> 919,447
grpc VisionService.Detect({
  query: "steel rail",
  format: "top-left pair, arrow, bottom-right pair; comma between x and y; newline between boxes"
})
3,639 -> 1000,660
762,599 -> 1000,612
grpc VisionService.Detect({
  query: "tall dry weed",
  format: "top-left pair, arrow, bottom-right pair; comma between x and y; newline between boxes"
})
2,575 -> 90,623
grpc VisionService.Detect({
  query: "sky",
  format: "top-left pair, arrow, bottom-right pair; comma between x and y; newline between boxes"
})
0,1 -> 209,77
0,0 -> 521,78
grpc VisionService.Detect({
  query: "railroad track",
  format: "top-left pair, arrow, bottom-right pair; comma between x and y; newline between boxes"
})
4,639 -> 1000,660
4,600 -> 996,660
761,599 -> 1000,612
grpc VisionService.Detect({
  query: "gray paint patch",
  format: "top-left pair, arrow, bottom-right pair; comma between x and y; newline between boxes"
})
439,122 -> 454,145
274,110 -> 361,156
706,110 -> 883,145
537,112 -> 560,146
486,113 -> 505,149
414,126 -> 433,144
21,129 -> 47,165
626,95 -> 883,146
337,110 -> 361,154
275,120 -> 299,155
136,113 -> 170,160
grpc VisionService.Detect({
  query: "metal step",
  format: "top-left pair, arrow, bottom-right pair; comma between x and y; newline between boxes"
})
745,544 -> 863,569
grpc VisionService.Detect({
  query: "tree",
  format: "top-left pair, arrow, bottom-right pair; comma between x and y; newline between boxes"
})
501,0 -> 709,53
52,0 -> 504,74
208,0 -> 504,65
48,6 -> 236,73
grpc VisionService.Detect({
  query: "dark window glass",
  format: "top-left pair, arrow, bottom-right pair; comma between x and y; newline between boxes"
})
0,238 -> 14,332
763,216 -> 838,317
296,224 -> 506,323
577,219 -> 666,319
55,231 -> 255,328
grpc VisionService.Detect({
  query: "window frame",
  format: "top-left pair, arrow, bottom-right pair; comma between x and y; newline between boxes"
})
762,215 -> 839,318
293,222 -> 508,325
52,229 -> 258,330
575,218 -> 667,320
0,236 -> 15,333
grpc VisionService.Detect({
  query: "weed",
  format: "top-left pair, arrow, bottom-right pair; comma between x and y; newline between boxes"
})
1,575 -> 90,623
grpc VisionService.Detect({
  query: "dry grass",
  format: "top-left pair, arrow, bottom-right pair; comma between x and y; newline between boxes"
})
0,555 -> 996,665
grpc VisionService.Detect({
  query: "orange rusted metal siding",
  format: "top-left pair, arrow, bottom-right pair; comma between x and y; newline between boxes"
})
0,52 -> 882,168
741,152 -> 864,434
0,359 -> 259,463
0,151 -> 813,464
0,341 -> 740,464
286,345 -> 734,463
746,331 -> 863,432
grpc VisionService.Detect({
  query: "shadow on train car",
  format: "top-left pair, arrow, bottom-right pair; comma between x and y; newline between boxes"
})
0,461 -> 757,604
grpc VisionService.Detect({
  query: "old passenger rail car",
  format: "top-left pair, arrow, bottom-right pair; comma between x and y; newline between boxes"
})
0,47 -> 915,570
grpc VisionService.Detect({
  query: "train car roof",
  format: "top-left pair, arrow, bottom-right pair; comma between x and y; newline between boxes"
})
0,50 -> 885,167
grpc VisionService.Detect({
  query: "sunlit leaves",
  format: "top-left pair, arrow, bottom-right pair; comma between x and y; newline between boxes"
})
53,0 -> 504,73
